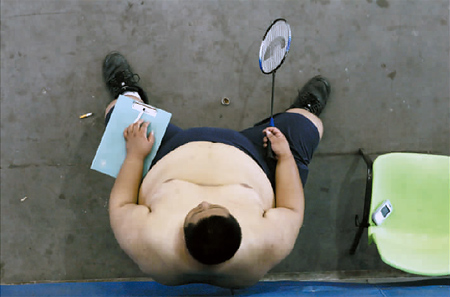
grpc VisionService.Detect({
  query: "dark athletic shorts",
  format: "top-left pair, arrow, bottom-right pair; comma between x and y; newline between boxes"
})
105,107 -> 320,188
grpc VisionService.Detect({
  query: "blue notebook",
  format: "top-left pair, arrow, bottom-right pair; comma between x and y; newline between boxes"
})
91,95 -> 172,178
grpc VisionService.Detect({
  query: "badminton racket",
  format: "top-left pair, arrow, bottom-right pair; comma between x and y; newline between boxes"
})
259,18 -> 291,159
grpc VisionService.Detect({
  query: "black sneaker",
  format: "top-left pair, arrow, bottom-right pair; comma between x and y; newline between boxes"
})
102,51 -> 149,103
289,75 -> 330,116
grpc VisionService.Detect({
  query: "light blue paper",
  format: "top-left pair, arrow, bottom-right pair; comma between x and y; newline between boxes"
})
91,95 -> 171,178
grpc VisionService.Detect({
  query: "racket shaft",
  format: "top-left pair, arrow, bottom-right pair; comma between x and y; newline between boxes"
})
270,72 -> 275,120
267,73 -> 276,159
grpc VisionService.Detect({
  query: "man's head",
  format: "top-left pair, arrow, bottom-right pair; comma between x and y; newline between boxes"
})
183,201 -> 242,265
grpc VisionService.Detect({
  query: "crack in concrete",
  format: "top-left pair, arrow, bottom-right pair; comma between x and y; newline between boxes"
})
4,11 -> 79,19
7,163 -> 79,169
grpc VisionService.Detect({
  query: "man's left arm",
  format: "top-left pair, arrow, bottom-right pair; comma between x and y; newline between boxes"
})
259,127 -> 304,265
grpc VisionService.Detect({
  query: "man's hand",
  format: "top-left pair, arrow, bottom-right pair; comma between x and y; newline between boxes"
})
124,120 -> 155,160
263,127 -> 292,160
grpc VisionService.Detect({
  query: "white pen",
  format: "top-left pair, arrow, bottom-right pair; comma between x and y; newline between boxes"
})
133,110 -> 145,123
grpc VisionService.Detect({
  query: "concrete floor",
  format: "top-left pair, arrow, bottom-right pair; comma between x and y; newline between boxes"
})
1,0 -> 449,284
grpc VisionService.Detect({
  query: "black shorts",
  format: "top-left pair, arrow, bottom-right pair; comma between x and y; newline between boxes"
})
105,108 -> 320,187
240,112 -> 320,186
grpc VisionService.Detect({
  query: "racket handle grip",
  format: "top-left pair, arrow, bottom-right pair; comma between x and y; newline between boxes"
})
266,141 -> 276,160
267,117 -> 276,159
269,117 -> 275,127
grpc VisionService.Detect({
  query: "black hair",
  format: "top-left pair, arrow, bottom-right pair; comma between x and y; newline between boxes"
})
184,215 -> 242,265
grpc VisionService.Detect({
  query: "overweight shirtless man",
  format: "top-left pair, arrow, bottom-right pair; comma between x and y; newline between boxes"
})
103,52 -> 330,289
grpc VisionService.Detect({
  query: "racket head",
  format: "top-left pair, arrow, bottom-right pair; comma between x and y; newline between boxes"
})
259,18 -> 291,74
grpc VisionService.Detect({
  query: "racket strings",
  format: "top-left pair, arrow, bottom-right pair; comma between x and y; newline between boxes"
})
260,21 -> 291,73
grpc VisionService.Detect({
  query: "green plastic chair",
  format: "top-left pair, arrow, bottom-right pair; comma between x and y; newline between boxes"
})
350,150 -> 450,276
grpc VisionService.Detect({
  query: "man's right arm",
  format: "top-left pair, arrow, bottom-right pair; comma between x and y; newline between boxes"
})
109,120 -> 155,261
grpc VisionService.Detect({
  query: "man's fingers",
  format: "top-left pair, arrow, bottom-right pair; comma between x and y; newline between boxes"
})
265,129 -> 276,139
127,124 -> 134,134
135,120 -> 145,131
148,131 -> 155,143
270,127 -> 282,135
264,127 -> 284,139
141,121 -> 150,133
127,120 -> 150,134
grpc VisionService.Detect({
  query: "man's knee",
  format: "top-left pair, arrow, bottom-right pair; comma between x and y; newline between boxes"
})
105,99 -> 118,118
285,108 -> 324,139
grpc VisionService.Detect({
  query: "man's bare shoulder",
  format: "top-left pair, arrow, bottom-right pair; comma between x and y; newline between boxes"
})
125,210 -> 191,273
205,214 -> 298,286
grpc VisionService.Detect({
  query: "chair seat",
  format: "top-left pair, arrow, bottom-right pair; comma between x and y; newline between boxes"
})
368,153 -> 450,276
369,227 -> 449,275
